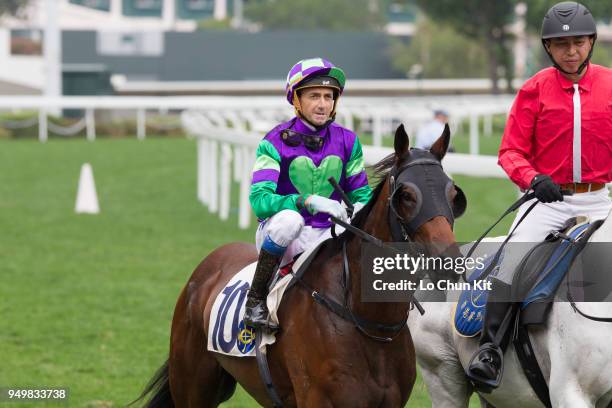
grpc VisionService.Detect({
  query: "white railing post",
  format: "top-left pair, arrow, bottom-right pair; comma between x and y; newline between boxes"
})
469,113 -> 479,155
38,109 -> 47,143
86,108 -> 96,141
238,146 -> 253,229
197,139 -> 208,204
137,108 -> 146,140
208,141 -> 219,213
219,143 -> 232,221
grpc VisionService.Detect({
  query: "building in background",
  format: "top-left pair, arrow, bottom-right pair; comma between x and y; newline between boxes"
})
1,0 -> 609,96
0,0 -> 416,94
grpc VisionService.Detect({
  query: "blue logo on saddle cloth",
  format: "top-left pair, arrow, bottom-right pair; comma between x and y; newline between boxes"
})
453,254 -> 498,337
454,223 -> 590,337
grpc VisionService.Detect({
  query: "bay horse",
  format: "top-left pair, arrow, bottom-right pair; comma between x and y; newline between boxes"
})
408,207 -> 612,407
135,124 -> 466,408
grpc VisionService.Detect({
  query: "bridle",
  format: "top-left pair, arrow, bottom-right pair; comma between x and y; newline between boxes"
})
388,152 -> 466,243
293,150 -> 465,342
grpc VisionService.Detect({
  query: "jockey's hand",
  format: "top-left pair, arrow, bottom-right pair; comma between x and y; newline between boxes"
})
305,195 -> 348,222
530,174 -> 563,203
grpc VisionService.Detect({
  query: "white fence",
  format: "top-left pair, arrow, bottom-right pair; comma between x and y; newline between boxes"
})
0,95 -> 513,154
0,95 -> 515,229
181,109 -> 508,230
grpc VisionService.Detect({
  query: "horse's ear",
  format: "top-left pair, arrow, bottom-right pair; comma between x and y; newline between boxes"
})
430,123 -> 450,161
394,124 -> 410,158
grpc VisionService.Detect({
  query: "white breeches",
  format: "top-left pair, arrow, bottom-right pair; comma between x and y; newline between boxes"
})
496,188 -> 611,284
255,209 -> 331,267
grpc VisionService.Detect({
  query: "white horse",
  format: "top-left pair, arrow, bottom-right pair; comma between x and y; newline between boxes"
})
408,209 -> 612,408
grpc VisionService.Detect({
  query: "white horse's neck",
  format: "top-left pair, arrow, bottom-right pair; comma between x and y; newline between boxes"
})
591,209 -> 612,242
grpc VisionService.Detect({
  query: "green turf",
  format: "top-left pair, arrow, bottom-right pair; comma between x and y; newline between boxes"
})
0,137 -> 515,407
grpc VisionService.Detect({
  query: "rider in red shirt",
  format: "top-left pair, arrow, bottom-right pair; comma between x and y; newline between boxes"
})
498,60 -> 612,190
467,1 -> 612,392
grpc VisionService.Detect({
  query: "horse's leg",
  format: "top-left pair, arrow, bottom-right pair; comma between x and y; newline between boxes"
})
419,360 -> 471,408
169,286 -> 237,408
546,304 -> 596,408
549,381 -> 594,408
409,303 -> 471,408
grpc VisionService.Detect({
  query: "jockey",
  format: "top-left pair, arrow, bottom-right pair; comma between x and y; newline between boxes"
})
466,1 -> 612,391
244,57 -> 373,330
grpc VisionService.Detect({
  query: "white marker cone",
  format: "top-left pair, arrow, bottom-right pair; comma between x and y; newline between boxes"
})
75,163 -> 100,214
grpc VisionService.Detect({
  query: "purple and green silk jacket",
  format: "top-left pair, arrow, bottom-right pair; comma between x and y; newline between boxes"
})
249,117 -> 372,229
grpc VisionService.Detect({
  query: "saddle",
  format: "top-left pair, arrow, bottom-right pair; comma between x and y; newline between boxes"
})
206,238 -> 330,358
454,216 -> 597,337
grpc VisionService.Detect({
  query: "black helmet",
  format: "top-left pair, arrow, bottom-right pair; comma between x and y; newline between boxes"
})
541,2 -> 597,75
541,2 -> 597,40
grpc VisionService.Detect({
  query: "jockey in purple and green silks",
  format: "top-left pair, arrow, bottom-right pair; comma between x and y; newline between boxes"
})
244,57 -> 372,330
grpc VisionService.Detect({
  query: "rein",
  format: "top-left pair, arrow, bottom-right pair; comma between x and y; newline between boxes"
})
292,241 -> 409,343
292,164 -> 444,343
463,191 -> 540,282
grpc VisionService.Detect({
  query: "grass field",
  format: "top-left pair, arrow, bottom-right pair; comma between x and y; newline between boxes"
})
0,136 -> 516,407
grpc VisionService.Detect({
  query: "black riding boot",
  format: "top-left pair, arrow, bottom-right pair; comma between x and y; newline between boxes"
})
466,279 -> 515,393
243,249 -> 281,331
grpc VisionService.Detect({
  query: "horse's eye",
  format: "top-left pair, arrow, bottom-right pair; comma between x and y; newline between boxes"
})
400,188 -> 418,204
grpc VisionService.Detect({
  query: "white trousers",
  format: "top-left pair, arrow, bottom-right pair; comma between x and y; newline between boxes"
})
255,209 -> 331,267
496,188 -> 612,284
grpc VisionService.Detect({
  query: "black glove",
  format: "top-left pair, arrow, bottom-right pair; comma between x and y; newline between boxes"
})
530,174 -> 563,203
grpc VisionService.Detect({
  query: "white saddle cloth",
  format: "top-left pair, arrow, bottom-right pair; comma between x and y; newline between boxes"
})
206,239 -> 324,357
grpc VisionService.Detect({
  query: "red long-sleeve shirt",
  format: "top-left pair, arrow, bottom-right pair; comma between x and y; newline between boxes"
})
498,64 -> 612,190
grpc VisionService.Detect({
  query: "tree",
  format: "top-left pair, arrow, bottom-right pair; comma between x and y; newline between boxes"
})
389,17 -> 489,79
244,0 -> 387,32
415,0 -> 516,93
0,0 -> 30,18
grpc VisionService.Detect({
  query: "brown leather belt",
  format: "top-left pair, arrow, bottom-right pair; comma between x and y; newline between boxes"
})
559,182 -> 606,193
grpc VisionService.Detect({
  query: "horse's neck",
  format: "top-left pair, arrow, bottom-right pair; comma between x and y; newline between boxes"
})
346,190 -> 415,323
590,209 -> 612,242
346,239 -> 411,325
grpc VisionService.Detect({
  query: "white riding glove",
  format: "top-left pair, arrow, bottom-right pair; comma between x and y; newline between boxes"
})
305,195 -> 348,222
351,202 -> 366,220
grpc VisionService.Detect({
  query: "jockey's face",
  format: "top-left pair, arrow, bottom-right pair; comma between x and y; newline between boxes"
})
298,87 -> 335,126
545,35 -> 593,75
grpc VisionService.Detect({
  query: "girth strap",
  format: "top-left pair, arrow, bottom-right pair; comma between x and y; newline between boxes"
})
514,325 -> 553,408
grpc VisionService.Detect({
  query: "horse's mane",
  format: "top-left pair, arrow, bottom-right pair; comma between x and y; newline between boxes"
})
338,152 -> 397,242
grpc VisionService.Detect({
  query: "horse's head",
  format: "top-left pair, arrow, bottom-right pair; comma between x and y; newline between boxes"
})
387,124 -> 466,282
